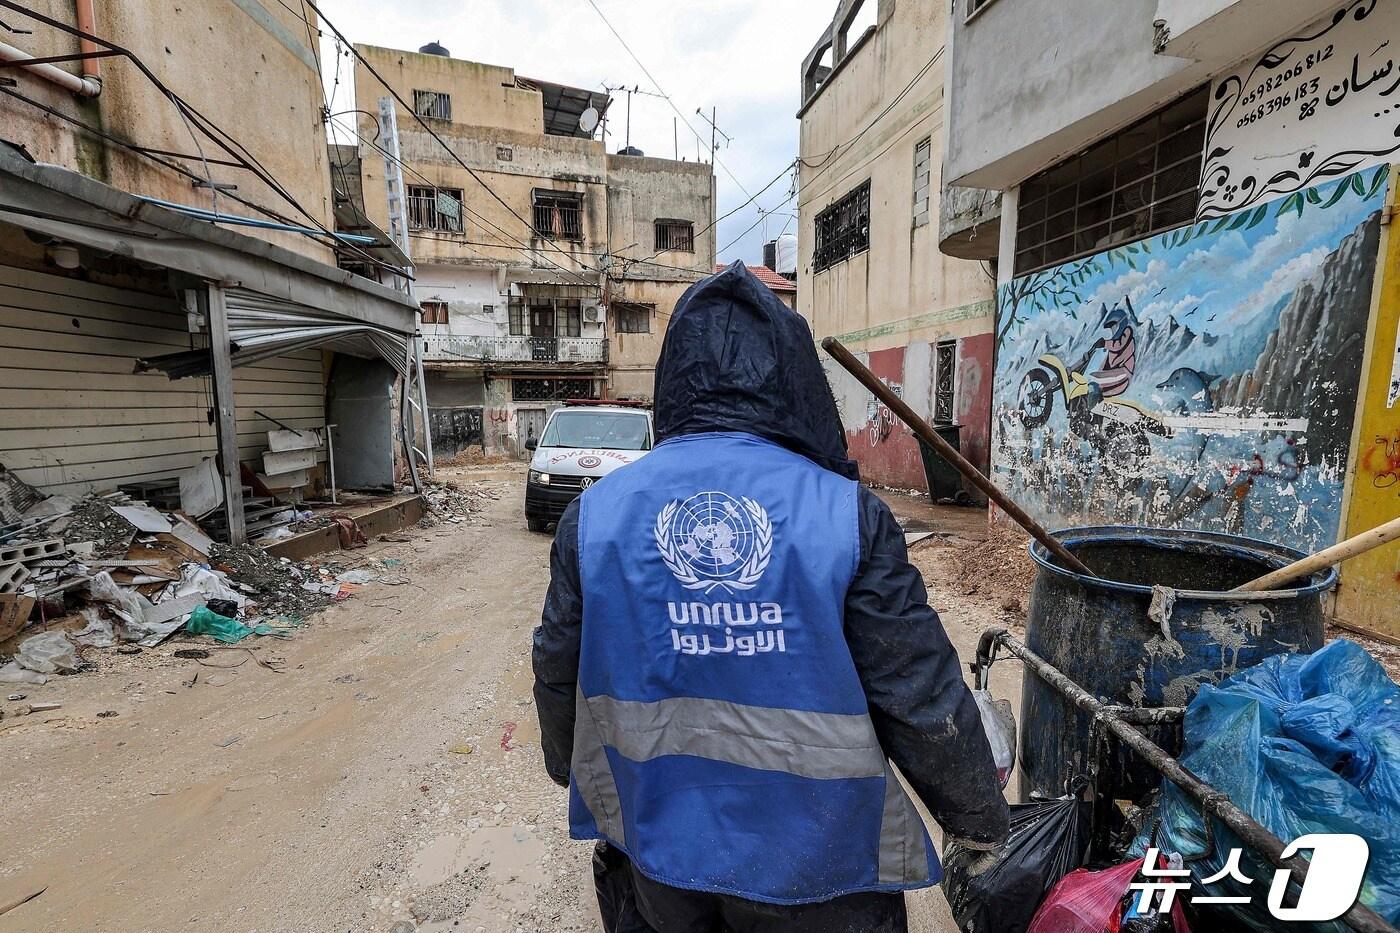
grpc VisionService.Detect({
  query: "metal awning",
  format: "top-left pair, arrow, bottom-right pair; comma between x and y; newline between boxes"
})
0,141 -> 419,365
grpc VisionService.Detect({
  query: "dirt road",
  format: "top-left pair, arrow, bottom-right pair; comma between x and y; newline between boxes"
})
1,467 -> 1019,933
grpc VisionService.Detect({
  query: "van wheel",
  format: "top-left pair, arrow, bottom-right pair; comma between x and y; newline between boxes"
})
527,517 -> 548,533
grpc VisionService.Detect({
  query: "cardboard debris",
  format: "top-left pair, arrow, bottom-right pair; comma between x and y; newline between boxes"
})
177,459 -> 222,517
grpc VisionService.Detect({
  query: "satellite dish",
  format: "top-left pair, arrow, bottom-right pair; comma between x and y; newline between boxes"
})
579,106 -> 600,135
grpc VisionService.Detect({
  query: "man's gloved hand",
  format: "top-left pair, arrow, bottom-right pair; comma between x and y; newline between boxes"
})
951,836 -> 1005,877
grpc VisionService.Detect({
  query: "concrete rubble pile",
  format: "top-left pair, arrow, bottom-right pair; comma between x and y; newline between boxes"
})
0,468 -> 363,687
419,479 -> 497,527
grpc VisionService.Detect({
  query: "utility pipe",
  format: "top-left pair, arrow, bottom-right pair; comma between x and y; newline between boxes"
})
0,39 -> 101,97
74,0 -> 101,83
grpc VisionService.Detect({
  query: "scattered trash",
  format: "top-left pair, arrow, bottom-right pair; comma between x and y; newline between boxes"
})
6,693 -> 25,701
25,701 -> 62,713
1141,639 -> 1400,928
1028,855 -> 1191,933
0,661 -> 47,685
173,648 -> 211,660
973,687 -> 1017,789
335,569 -> 376,585
450,744 -> 473,755
116,645 -> 142,655
500,721 -> 518,751
213,734 -> 242,748
15,631 -> 79,674
183,606 -> 290,644
943,796 -> 1089,933
97,710 -> 118,719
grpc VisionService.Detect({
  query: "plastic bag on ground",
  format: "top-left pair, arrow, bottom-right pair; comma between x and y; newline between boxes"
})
72,608 -> 118,648
15,631 -> 79,674
183,606 -> 290,643
173,565 -> 247,611
1139,639 -> 1400,931
943,796 -> 1089,933
1028,856 -> 1191,933
0,660 -> 48,685
974,687 -> 1016,788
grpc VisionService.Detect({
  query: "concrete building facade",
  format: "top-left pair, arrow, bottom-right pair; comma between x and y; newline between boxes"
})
0,1 -> 418,544
346,44 -> 715,459
798,0 -> 997,497
942,0 -> 1400,639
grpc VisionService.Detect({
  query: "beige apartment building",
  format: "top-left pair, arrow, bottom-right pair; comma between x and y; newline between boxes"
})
0,1 -> 417,543
345,43 -> 715,458
798,0 -> 996,496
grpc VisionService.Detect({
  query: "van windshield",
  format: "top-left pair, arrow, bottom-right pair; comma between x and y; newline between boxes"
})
540,410 -> 651,451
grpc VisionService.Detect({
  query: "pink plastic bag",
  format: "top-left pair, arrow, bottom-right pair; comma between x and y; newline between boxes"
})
1026,857 -> 1191,933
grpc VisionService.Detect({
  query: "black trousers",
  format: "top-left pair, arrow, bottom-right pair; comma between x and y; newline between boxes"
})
593,842 -> 909,933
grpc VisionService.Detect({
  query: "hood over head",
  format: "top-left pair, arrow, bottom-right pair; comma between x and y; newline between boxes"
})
652,261 -> 858,480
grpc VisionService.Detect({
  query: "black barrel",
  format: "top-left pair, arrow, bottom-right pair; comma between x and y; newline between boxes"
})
1019,526 -> 1335,803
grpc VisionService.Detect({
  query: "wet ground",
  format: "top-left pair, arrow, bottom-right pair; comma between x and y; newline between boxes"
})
0,466 -> 1021,932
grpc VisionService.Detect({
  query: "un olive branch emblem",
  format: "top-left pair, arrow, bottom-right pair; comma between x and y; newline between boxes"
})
654,493 -> 773,594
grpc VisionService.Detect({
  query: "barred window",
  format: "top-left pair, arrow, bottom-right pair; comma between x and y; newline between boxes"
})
913,137 -> 932,227
654,220 -> 694,252
1014,87 -> 1207,276
508,297 -> 527,336
406,185 -> 463,232
532,189 -> 583,241
613,302 -> 652,334
512,378 -> 598,402
420,300 -> 449,325
814,180 -> 871,273
412,89 -> 452,121
934,340 -> 956,424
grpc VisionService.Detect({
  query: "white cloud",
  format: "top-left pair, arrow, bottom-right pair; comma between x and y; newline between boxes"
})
1224,246 -> 1330,325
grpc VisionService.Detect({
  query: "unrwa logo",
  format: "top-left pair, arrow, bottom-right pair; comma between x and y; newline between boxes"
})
654,491 -> 773,594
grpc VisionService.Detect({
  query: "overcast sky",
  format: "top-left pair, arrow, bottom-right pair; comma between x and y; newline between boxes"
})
320,0 -> 837,266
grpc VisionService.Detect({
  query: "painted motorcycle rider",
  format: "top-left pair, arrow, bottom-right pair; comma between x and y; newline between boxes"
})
1079,299 -> 1139,403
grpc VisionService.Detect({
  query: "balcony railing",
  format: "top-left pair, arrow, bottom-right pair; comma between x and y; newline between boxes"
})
423,334 -> 608,365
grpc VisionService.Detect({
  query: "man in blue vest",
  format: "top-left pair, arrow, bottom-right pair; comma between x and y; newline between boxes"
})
534,262 -> 1009,932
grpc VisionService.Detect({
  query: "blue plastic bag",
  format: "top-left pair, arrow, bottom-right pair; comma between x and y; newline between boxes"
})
1140,640 -> 1400,931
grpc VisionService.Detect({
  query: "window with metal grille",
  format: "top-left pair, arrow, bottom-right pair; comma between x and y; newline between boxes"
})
512,378 -> 598,402
934,340 -> 956,424
814,180 -> 871,273
1014,87 -> 1207,277
654,220 -> 694,252
508,297 -> 527,336
406,185 -> 464,232
558,300 -> 582,338
613,303 -> 652,334
913,138 -> 932,227
420,300 -> 449,325
532,189 -> 583,241
412,89 -> 452,121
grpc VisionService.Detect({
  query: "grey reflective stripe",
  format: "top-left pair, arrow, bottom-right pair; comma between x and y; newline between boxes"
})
879,763 -> 931,885
585,694 -> 885,781
571,686 -> 625,841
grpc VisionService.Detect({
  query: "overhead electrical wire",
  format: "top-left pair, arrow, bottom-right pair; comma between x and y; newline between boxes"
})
579,0 -> 754,200
303,0 -> 607,293
0,0 -> 396,275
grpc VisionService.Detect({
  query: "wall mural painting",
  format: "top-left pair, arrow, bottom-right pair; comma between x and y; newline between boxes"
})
993,167 -> 1388,552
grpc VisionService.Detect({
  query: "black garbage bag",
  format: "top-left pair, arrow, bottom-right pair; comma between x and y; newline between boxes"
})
942,797 -> 1090,933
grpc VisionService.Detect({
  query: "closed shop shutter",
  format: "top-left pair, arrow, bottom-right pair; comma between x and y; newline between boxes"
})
0,265 -> 325,497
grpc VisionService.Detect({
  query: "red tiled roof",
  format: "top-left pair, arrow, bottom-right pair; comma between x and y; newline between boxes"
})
716,263 -> 797,293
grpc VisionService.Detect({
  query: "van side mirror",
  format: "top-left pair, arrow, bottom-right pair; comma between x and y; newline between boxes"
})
525,438 -> 538,451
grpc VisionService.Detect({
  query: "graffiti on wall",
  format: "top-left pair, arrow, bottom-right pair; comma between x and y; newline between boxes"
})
993,168 -> 1389,552
1200,0 -> 1400,219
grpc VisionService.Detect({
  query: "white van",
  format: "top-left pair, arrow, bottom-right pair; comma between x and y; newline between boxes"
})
523,401 -> 653,532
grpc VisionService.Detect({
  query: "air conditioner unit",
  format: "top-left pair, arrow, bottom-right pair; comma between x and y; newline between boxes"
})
583,305 -> 601,323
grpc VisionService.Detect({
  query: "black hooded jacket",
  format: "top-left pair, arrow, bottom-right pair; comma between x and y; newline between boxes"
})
531,262 -> 1009,850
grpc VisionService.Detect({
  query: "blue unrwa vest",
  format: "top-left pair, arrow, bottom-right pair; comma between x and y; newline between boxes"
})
571,431 -> 940,905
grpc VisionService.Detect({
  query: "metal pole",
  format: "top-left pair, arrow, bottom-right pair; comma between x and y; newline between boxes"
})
415,335 -> 434,476
822,337 -> 1095,578
206,283 -> 246,545
982,628 -> 1397,933
324,424 -> 338,505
